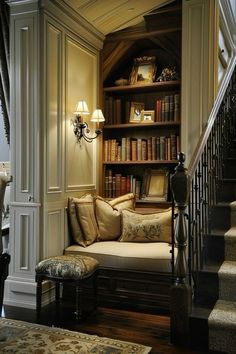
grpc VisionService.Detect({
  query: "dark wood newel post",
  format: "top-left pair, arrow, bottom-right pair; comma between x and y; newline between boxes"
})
170,152 -> 192,345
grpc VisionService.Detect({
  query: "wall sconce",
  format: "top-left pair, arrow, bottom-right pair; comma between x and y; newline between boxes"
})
72,100 -> 105,143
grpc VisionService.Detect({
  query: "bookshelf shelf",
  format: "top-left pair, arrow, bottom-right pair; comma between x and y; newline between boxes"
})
103,160 -> 178,165
103,122 -> 180,129
103,80 -> 180,93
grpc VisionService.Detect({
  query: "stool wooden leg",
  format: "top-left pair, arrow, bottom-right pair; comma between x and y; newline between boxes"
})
55,282 -> 60,304
36,278 -> 42,319
75,283 -> 82,321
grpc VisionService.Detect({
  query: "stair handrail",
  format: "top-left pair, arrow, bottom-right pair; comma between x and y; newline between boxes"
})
189,55 -> 236,178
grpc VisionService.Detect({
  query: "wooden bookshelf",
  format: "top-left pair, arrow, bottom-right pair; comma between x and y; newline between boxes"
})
100,5 -> 181,206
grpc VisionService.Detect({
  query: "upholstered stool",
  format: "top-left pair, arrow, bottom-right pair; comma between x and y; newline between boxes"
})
35,254 -> 99,320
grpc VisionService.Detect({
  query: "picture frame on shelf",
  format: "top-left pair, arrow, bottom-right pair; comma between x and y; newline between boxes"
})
129,56 -> 156,85
129,102 -> 145,123
141,110 -> 155,123
141,169 -> 169,201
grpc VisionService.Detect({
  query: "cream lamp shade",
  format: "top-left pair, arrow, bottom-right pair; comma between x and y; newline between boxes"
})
90,109 -> 105,123
74,100 -> 90,115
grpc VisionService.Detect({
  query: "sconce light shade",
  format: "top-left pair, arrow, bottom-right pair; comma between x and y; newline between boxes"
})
74,100 -> 90,115
90,109 -> 105,123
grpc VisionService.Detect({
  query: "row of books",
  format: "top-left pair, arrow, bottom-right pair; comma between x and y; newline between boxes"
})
156,94 -> 180,122
103,135 -> 180,162
103,93 -> 180,125
104,170 -> 141,199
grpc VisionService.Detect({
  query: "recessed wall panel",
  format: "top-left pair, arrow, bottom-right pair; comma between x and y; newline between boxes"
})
46,23 -> 62,193
46,210 -> 63,257
65,36 -> 97,191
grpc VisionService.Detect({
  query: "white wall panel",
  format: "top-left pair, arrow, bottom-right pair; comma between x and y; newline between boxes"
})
10,206 -> 38,278
45,209 -> 64,257
45,23 -> 63,193
14,19 -> 35,201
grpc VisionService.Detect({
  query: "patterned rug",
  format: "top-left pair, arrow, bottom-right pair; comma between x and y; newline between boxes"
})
0,318 -> 151,354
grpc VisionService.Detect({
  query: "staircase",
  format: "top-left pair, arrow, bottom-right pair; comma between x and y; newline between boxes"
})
189,74 -> 236,352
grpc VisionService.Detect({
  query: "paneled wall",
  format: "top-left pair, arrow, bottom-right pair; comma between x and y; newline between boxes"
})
181,0 -> 218,166
5,0 -> 103,308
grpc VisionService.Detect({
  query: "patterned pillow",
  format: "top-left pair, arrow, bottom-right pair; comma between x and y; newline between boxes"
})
120,208 -> 172,243
95,193 -> 136,241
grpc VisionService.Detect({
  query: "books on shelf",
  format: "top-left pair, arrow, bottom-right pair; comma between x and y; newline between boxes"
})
155,93 -> 180,122
104,169 -> 141,199
103,134 -> 179,162
104,92 -> 180,125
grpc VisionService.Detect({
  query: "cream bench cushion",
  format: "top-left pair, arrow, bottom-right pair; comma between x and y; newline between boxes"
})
65,241 -> 172,273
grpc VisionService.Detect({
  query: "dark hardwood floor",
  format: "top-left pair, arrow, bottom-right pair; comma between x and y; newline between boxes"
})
2,302 -> 213,354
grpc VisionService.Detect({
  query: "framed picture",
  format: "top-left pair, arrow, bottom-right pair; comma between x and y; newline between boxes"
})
129,102 -> 145,123
141,110 -> 155,123
129,56 -> 156,85
141,169 -> 169,201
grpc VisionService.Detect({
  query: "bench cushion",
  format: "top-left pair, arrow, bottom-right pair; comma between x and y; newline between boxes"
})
65,241 -> 173,273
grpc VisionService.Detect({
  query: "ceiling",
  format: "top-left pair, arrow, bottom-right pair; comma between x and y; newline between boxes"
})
64,0 -> 174,35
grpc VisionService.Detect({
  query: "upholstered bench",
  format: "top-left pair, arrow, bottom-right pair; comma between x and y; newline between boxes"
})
35,254 -> 99,320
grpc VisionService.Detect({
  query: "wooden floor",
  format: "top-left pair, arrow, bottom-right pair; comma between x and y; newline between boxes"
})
2,302 -> 213,354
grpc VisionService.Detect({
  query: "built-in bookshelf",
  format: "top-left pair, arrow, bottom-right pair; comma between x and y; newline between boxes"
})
101,82 -> 180,204
100,3 -> 181,206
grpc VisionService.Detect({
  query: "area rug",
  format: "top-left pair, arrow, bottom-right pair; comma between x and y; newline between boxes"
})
0,318 -> 151,353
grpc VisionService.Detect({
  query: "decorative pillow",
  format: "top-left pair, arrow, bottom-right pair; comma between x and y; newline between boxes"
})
120,208 -> 172,243
67,197 -> 86,247
75,194 -> 98,246
95,193 -> 135,241
109,193 -> 136,211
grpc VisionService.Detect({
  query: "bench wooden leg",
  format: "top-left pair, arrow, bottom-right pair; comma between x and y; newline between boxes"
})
93,272 -> 98,310
36,278 -> 42,319
75,283 -> 82,321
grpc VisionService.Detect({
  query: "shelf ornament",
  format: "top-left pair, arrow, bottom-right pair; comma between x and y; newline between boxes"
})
129,56 -> 156,85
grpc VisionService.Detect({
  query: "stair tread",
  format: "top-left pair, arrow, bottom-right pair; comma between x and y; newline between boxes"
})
219,260 -> 236,274
191,304 -> 215,319
219,177 -> 236,182
201,263 -> 221,273
209,300 -> 236,326
206,229 -> 226,236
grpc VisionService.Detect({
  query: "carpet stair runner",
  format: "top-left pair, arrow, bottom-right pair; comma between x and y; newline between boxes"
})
208,201 -> 236,353
190,140 -> 236,353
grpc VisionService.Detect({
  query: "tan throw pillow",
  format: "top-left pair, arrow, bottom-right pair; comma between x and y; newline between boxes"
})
95,197 -> 121,241
109,193 -> 136,211
120,208 -> 172,243
67,197 -> 86,247
95,193 -> 136,241
75,194 -> 98,246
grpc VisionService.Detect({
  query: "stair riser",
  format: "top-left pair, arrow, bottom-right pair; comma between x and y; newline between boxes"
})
210,206 -> 231,230
217,182 -> 236,202
219,275 -> 236,301
203,235 -> 225,264
194,272 -> 219,305
225,239 -> 236,260
222,161 -> 236,178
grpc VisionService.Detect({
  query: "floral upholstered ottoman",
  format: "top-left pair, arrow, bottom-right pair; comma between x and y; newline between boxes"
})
35,254 -> 99,320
